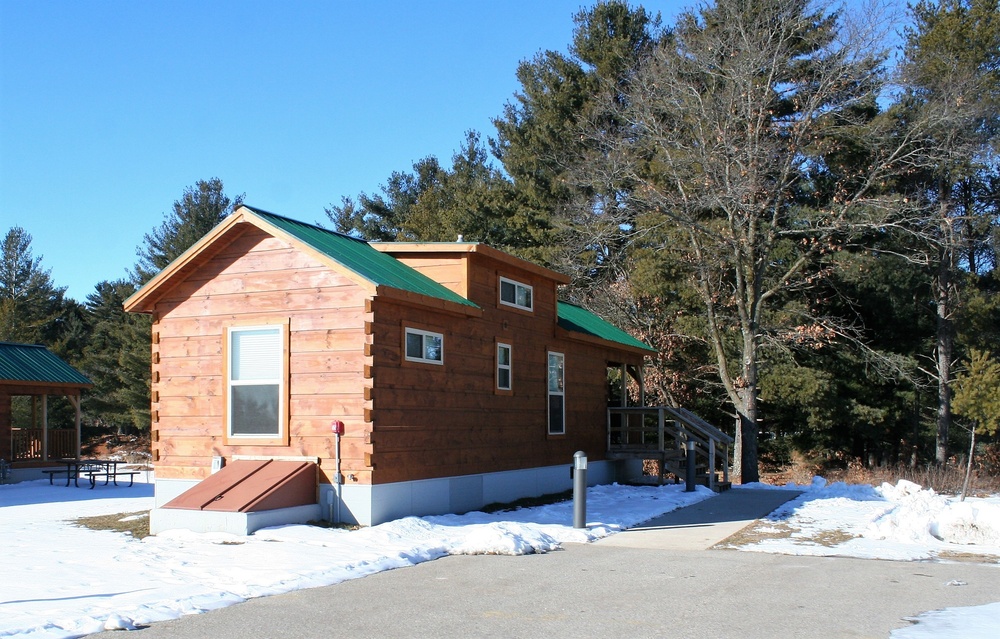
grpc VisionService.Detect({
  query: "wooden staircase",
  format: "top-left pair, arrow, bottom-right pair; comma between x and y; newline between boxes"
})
607,406 -> 733,492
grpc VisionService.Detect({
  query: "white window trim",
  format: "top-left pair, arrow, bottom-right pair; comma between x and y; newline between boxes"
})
405,327 -> 444,365
497,342 -> 512,391
226,324 -> 287,440
499,276 -> 533,312
547,351 -> 565,435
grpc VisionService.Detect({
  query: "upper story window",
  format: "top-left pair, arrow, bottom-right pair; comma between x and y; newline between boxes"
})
499,277 -> 533,312
405,327 -> 444,365
227,324 -> 287,441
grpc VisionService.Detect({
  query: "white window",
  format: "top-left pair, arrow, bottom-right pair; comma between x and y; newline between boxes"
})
228,325 -> 284,438
547,351 -> 565,435
497,343 -> 512,391
405,328 -> 444,365
499,277 -> 533,311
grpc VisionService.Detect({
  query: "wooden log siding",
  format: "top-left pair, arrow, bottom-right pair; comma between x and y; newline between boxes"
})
365,288 -> 630,484
359,247 -> 635,485
150,227 -> 373,483
390,255 -> 470,299
144,225 -> 648,489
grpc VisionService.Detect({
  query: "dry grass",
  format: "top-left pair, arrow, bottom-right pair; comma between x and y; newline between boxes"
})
480,489 -> 573,514
74,511 -> 150,539
717,521 -> 859,549
718,521 -> 796,546
760,453 -> 1000,497
937,551 -> 1000,564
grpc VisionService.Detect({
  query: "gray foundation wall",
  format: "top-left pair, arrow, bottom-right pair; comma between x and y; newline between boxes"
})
154,458 -> 641,530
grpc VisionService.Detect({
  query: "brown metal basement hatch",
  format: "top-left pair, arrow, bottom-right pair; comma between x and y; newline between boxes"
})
162,459 -> 317,513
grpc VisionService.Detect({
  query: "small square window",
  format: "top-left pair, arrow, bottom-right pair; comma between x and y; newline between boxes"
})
405,328 -> 444,365
499,277 -> 533,311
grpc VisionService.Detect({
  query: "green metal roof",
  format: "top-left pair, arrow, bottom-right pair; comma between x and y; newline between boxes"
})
0,342 -> 93,386
557,302 -> 657,353
246,207 -> 478,309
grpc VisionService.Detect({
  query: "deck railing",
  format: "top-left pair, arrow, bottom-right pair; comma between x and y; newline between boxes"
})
607,406 -> 733,490
10,428 -> 77,461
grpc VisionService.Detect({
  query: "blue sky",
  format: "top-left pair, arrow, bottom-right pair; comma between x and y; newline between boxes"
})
1,1 -> 901,303
3,0 -> 671,301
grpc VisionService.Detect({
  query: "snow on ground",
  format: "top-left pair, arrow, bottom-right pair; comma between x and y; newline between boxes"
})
1,474 -> 998,638
0,477 -> 711,638
728,478 -> 1000,639
729,477 -> 1000,562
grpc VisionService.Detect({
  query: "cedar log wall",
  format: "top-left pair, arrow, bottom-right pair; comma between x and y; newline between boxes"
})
150,230 -> 644,487
151,226 -> 373,483
370,250 -> 640,484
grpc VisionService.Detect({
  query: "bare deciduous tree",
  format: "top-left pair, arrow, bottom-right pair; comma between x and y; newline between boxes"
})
569,0 -> 938,482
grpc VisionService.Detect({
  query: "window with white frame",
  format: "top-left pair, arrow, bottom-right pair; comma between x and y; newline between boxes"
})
405,327 -> 444,365
227,325 -> 284,438
497,342 -> 512,391
499,277 -> 533,311
547,351 -> 565,435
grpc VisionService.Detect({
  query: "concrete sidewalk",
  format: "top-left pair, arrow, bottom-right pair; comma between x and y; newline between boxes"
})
91,527 -> 1000,639
594,487 -> 801,550
86,487 -> 1000,639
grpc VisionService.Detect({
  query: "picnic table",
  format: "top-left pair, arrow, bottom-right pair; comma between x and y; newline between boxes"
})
42,459 -> 139,488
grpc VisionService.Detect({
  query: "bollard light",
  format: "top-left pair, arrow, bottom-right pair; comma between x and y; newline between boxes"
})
573,451 -> 587,528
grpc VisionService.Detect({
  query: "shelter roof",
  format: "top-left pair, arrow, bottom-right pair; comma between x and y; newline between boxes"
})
0,342 -> 93,389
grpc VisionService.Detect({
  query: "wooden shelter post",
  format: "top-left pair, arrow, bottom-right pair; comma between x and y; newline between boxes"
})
41,394 -> 48,462
69,394 -> 82,460
619,364 -> 628,407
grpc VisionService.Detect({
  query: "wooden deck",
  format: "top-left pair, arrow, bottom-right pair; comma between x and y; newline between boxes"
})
607,406 -> 733,491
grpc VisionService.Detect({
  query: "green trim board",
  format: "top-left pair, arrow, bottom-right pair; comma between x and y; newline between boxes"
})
245,207 -> 478,309
557,302 -> 656,353
0,342 -> 93,386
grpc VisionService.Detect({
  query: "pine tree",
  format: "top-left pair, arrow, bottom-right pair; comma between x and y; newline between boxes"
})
898,0 -> 1000,464
82,280 -> 150,432
134,178 -> 243,283
0,226 -> 68,344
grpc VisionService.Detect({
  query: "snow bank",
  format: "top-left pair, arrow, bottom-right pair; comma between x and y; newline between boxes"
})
734,477 -> 1000,560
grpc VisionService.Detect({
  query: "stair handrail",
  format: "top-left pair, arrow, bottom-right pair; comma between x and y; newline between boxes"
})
608,405 -> 732,489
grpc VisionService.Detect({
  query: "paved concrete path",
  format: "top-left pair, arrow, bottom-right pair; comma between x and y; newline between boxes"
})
86,489 -> 1000,639
596,487 -> 802,550
88,543 -> 1000,639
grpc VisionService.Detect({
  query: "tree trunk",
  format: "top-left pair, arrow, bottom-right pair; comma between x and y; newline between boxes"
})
961,426 -> 975,502
736,333 -> 761,484
737,386 -> 760,484
732,416 -> 743,483
935,194 -> 954,466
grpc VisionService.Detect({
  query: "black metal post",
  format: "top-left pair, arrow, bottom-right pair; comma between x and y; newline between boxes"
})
685,439 -> 696,492
573,451 -> 587,528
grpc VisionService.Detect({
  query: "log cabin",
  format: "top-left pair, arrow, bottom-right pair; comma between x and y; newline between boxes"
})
125,205 -> 658,533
